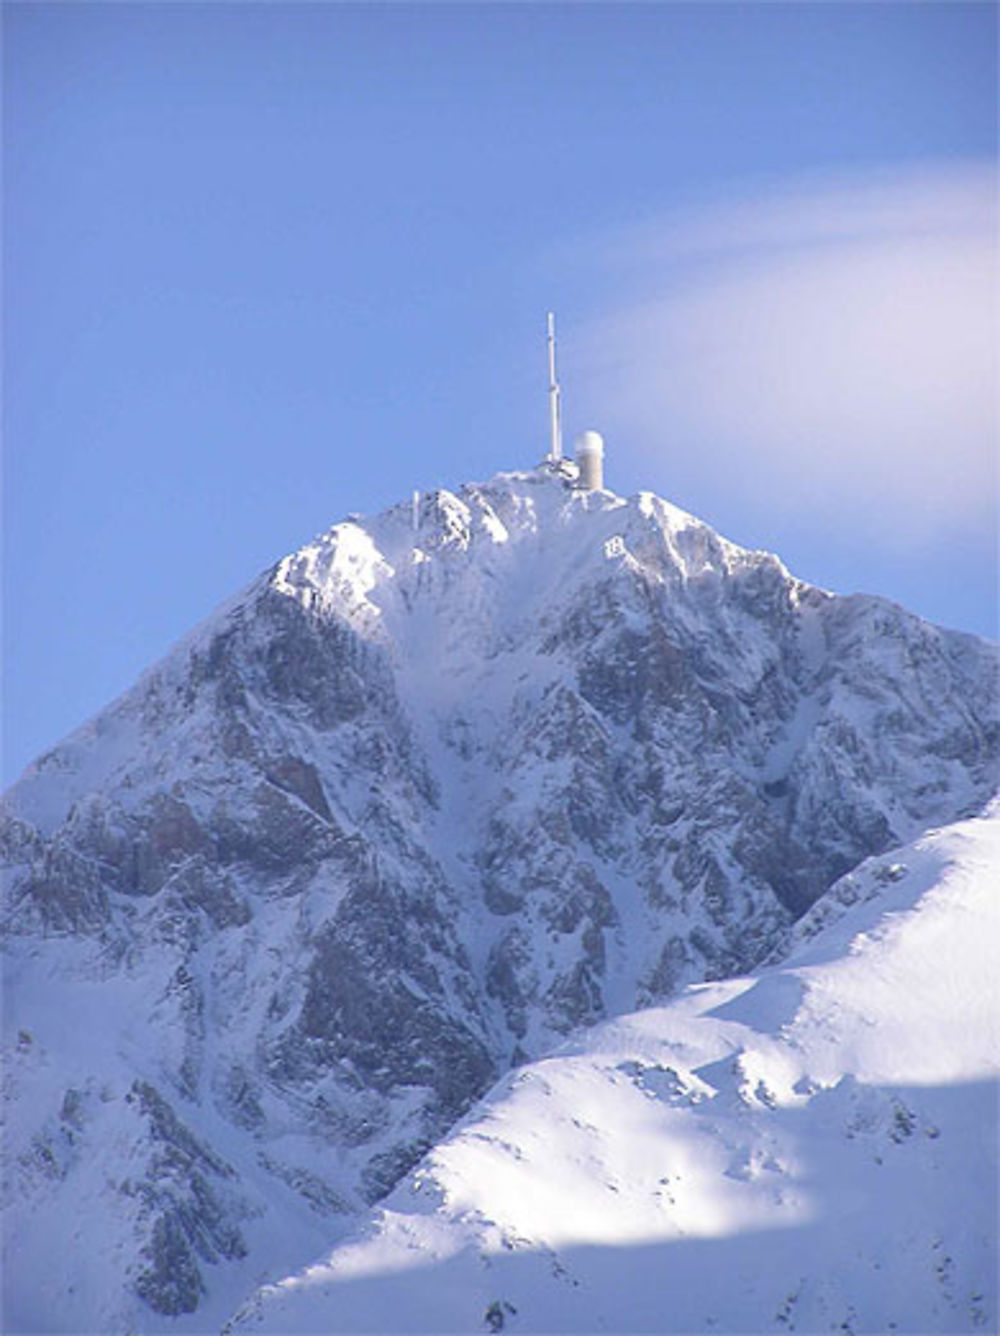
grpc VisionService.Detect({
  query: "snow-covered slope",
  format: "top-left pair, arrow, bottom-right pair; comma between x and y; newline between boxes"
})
231,807 -> 1000,1336
2,467 -> 997,1333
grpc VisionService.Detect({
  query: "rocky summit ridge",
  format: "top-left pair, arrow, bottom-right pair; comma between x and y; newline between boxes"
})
2,467 -> 997,1333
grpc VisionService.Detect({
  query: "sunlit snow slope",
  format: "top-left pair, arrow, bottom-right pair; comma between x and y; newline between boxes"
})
232,807 -> 1000,1336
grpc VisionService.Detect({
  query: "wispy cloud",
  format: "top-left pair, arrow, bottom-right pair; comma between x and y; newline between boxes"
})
570,163 -> 997,544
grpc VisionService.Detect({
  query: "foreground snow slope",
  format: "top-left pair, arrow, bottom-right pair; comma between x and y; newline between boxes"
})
232,807 -> 1000,1336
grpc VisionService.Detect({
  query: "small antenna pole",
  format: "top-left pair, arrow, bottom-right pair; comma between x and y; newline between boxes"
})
547,311 -> 562,463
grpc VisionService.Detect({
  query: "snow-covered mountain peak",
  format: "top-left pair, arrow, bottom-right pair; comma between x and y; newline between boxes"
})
3,464 -> 997,1335
259,468 -> 807,670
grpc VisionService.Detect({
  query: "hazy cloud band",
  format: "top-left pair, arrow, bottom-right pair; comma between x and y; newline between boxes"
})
572,162 -> 998,545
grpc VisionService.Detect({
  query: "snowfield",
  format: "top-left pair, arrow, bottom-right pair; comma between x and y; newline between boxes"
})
231,807 -> 999,1335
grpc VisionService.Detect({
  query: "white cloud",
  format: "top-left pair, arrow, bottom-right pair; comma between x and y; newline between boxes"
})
572,163 -> 998,542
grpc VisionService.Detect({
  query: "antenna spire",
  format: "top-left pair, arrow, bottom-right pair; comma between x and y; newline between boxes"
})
546,311 -> 562,463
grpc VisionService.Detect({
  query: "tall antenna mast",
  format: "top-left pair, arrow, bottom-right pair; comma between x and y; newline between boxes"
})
546,311 -> 562,463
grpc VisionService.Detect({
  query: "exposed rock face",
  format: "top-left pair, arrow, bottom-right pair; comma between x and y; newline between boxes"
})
127,1080 -> 249,1316
2,469 -> 996,1332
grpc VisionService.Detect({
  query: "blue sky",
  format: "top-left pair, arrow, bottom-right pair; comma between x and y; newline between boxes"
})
3,2 -> 997,783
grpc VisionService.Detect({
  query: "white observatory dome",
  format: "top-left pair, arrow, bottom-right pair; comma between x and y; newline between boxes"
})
574,430 -> 605,491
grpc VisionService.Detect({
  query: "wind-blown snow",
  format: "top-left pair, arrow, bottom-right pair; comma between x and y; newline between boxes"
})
233,808 -> 1000,1335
